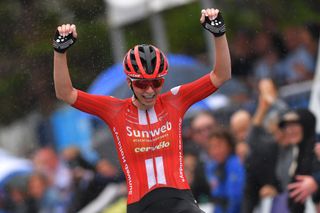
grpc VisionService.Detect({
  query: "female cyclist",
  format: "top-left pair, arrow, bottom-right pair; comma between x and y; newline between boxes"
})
53,8 -> 231,213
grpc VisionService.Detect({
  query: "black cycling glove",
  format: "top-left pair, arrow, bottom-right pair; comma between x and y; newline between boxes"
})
201,12 -> 226,37
53,30 -> 77,53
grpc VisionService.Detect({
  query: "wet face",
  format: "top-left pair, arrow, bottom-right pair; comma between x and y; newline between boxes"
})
282,122 -> 303,145
28,174 -> 47,199
231,119 -> 250,143
127,78 -> 164,109
230,110 -> 251,143
208,137 -> 231,164
33,148 -> 58,173
191,113 -> 216,147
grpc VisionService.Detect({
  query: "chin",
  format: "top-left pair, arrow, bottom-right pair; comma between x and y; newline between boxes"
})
144,102 -> 156,108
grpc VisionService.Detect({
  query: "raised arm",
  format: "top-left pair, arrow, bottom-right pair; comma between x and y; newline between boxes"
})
53,24 -> 78,105
200,8 -> 231,87
252,79 -> 277,126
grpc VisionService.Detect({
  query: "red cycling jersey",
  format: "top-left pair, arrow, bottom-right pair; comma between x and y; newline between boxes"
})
72,74 -> 217,204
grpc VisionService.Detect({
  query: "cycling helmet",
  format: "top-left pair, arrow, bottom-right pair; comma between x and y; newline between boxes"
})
123,44 -> 168,79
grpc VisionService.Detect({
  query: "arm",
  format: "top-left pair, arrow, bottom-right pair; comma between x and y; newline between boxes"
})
200,9 -> 231,87
247,79 -> 275,150
211,35 -> 231,87
252,96 -> 270,126
252,79 -> 275,126
53,24 -> 78,105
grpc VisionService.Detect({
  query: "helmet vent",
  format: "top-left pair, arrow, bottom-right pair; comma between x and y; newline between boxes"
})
123,44 -> 168,79
129,51 -> 139,73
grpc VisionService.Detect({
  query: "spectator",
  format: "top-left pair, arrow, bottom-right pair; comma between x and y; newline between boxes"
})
62,146 -> 95,172
258,79 -> 288,136
32,147 -> 73,212
186,110 -> 217,160
277,108 -> 318,213
2,176 -> 28,213
251,32 -> 285,85
71,157 -> 125,211
312,140 -> 320,212
300,23 -> 319,63
184,149 -> 211,204
241,78 -> 285,213
183,150 -> 198,187
25,172 -> 62,212
243,103 -> 318,213
252,32 -> 274,59
204,128 -> 245,213
280,26 -> 316,84
230,109 -> 251,163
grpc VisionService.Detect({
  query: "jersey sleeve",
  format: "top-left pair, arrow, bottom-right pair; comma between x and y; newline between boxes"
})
163,73 -> 218,113
71,90 -> 123,123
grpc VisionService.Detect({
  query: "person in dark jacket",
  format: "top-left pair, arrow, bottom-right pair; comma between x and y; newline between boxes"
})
242,78 -> 319,213
278,108 -> 318,213
241,78 -> 284,213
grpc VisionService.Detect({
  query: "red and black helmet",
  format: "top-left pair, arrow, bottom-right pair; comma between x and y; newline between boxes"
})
123,44 -> 168,79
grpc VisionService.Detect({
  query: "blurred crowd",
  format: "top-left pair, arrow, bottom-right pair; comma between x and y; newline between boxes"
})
184,80 -> 319,213
0,20 -> 319,213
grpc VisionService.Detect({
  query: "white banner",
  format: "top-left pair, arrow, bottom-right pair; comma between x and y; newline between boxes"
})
309,37 -> 320,134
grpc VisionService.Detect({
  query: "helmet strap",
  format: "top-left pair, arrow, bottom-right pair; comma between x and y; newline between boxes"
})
130,82 -> 147,108
130,83 -> 137,99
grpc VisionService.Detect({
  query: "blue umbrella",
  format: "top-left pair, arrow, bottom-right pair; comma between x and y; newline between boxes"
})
0,149 -> 32,188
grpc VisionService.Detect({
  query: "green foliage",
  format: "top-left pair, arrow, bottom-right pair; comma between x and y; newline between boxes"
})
63,0 -> 106,21
0,0 -> 109,124
0,72 -> 33,124
164,3 -> 204,55
69,21 -> 112,90
124,19 -> 153,49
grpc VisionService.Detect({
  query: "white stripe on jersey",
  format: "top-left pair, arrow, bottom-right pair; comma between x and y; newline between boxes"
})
145,158 -> 156,189
155,156 -> 166,185
138,107 -> 158,124
138,109 -> 148,125
147,107 -> 158,124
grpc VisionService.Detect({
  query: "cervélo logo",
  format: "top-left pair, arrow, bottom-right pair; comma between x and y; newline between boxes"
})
135,141 -> 170,153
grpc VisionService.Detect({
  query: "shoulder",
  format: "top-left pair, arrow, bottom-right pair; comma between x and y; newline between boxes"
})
75,90 -> 127,107
160,86 -> 183,98
227,155 -> 243,168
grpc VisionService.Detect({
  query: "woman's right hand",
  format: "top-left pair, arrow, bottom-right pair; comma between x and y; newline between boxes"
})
53,24 -> 77,53
57,24 -> 77,38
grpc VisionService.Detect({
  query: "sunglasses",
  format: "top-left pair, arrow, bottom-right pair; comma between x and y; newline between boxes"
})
130,78 -> 164,89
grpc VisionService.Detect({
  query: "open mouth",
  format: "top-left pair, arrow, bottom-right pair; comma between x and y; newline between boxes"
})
142,94 -> 155,101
